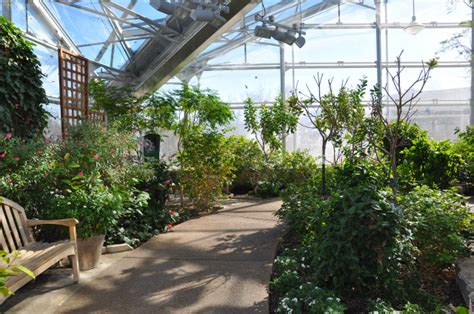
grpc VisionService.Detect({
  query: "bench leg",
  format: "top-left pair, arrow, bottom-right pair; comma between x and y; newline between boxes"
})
70,254 -> 80,283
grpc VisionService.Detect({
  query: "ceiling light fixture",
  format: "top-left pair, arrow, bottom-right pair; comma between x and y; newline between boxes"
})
404,0 -> 424,35
254,24 -> 272,39
254,15 -> 306,48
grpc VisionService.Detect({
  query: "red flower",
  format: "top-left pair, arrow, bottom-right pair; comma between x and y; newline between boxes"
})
78,171 -> 84,177
5,133 -> 12,139
169,210 -> 174,216
93,154 -> 99,160
167,224 -> 173,231
14,156 -> 19,161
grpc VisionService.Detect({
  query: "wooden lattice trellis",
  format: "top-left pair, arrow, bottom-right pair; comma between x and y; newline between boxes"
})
58,48 -> 105,137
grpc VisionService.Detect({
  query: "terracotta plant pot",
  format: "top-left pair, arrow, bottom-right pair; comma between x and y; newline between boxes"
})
77,234 -> 105,270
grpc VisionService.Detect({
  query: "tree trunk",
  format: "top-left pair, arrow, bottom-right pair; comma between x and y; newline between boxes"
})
322,139 -> 327,195
390,142 -> 398,199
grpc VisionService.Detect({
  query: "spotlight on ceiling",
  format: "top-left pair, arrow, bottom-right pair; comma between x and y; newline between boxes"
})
149,0 -> 176,15
294,35 -> 306,48
254,24 -> 272,39
272,29 -> 297,46
190,8 -> 227,27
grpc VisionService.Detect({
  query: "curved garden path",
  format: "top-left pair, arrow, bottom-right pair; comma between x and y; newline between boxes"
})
3,199 -> 283,313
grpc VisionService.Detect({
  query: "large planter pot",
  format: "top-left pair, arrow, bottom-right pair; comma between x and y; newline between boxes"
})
77,234 -> 105,270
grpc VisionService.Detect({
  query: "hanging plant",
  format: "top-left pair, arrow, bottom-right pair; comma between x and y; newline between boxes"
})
0,16 -> 49,139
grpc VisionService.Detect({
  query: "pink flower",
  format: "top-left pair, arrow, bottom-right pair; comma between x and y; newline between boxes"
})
93,154 -> 99,160
78,171 -> 84,177
44,172 -> 49,177
109,148 -> 115,153
164,179 -> 172,185
5,133 -> 12,139
169,210 -> 174,216
5,178 -> 11,184
0,152 -> 6,159
15,103 -> 20,109
13,156 -> 19,161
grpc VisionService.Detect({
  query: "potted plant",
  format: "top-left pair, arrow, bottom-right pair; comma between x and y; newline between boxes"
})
42,124 -> 149,270
47,185 -> 122,270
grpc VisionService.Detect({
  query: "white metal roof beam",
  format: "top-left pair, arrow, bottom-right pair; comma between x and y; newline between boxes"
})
99,3 -> 135,62
95,0 -> 137,62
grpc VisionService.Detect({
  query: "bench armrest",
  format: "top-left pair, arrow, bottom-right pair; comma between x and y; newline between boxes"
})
27,218 -> 79,227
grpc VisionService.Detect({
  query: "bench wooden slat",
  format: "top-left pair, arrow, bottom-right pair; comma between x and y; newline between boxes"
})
0,228 -> 8,252
4,205 -> 23,249
12,210 -> 28,246
0,197 -> 80,304
0,205 -> 17,251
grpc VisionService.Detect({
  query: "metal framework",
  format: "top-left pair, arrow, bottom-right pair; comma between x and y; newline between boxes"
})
1,0 -> 472,104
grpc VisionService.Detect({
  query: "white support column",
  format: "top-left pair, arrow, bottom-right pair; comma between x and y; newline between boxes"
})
280,42 -> 287,150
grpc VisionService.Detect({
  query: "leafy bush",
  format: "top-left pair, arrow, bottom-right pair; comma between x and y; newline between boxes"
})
106,161 -> 184,247
0,124 -> 154,240
310,184 -> 406,300
0,17 -> 49,139
225,135 -> 264,194
255,150 -> 318,198
453,126 -> 474,192
398,134 -> 463,190
179,130 -> 234,210
270,248 -> 345,314
401,186 -> 472,274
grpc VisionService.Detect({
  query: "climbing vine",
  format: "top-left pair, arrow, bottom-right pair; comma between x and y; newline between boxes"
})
0,17 -> 49,139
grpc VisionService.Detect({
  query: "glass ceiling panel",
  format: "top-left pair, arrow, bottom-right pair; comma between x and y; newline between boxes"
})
46,2 -> 112,47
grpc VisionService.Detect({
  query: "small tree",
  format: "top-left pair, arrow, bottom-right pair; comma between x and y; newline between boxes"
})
369,52 -> 437,198
244,96 -> 300,160
295,75 -> 364,195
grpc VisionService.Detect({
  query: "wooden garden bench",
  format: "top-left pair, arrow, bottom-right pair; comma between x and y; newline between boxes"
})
0,197 -> 80,303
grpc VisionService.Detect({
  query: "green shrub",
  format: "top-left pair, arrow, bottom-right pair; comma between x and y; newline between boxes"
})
225,135 -> 264,194
401,186 -> 472,274
255,150 -> 318,198
0,17 -> 49,139
453,126 -> 474,192
179,130 -> 234,210
311,184 -> 406,300
394,124 -> 463,190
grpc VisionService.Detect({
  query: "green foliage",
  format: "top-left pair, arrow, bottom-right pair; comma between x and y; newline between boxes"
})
0,124 -> 154,239
311,184 -> 405,299
179,130 -> 234,210
254,150 -> 319,198
453,126 -> 474,191
244,96 -> 300,157
296,77 -> 368,194
397,125 -> 463,190
0,250 -> 35,296
0,17 -> 49,139
401,186 -> 472,273
225,135 -> 264,194
270,249 -> 345,314
89,79 -> 178,133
